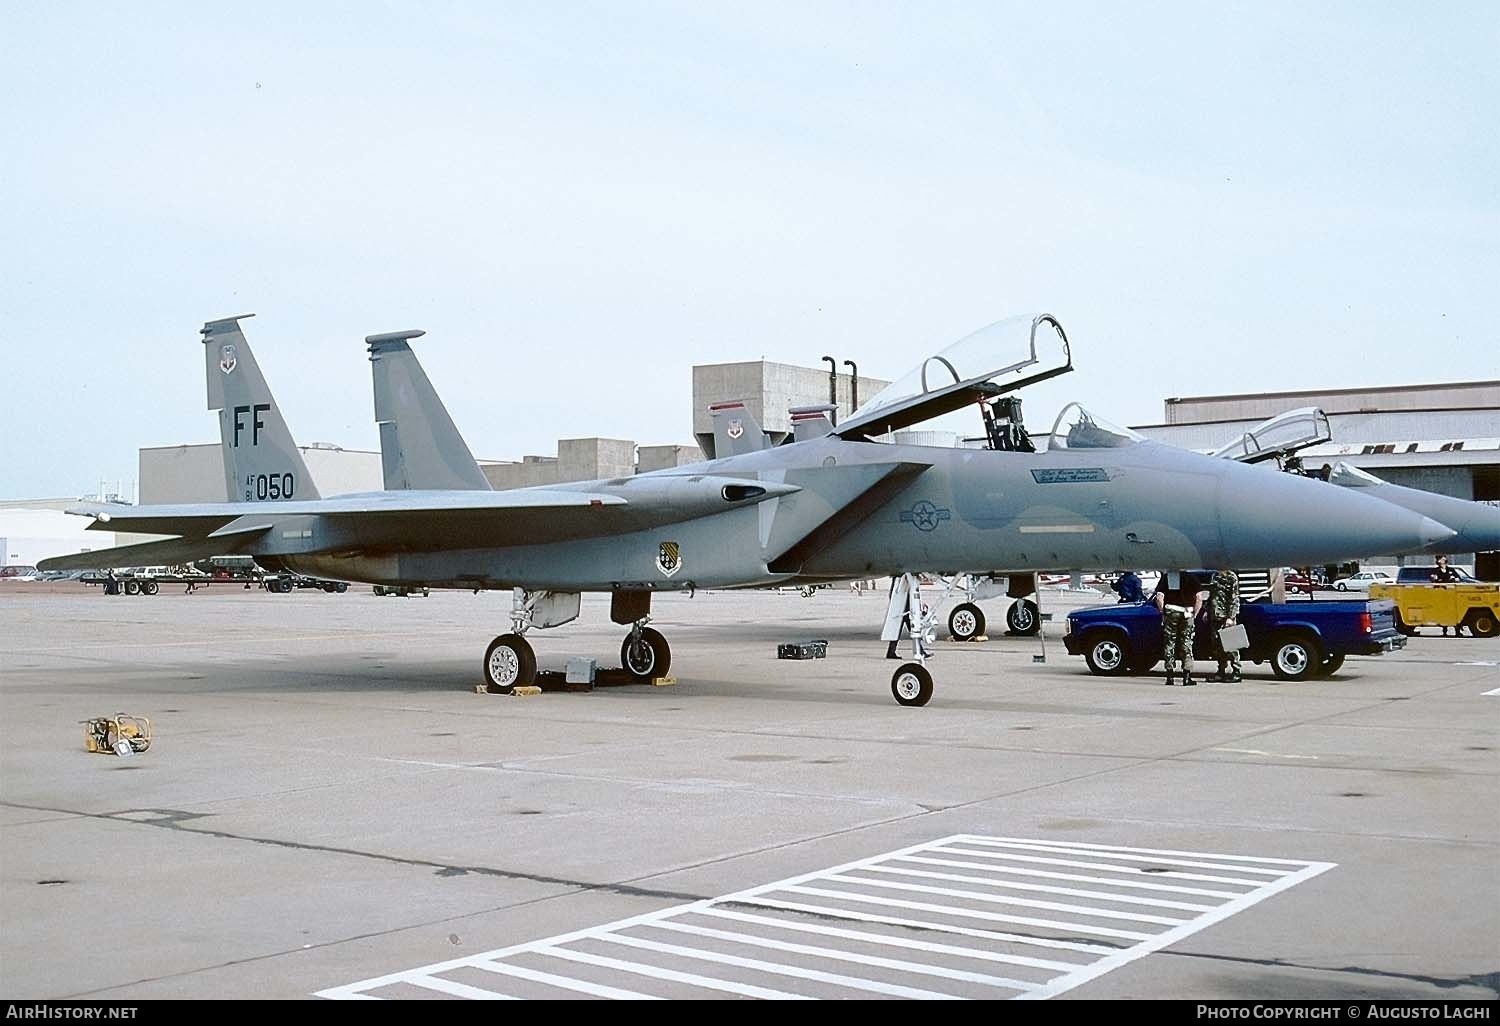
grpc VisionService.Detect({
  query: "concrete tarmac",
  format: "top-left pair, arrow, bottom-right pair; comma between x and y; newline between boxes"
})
2,584 -> 1496,1000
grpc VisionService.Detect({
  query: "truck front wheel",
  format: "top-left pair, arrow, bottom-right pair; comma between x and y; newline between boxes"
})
1270,633 -> 1323,682
1083,632 -> 1130,676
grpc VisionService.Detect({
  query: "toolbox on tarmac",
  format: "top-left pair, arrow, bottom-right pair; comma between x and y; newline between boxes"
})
777,639 -> 828,660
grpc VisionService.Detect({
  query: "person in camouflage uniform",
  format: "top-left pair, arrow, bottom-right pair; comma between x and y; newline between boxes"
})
1152,571 -> 1204,686
1208,568 -> 1242,682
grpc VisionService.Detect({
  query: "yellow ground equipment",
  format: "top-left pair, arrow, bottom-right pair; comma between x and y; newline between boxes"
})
83,714 -> 152,757
1369,583 -> 1500,638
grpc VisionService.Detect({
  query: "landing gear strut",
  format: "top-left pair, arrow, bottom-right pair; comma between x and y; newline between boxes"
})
481,588 -> 675,692
884,573 -> 936,707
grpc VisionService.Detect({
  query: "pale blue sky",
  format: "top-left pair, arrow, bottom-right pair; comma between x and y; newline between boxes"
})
3,1 -> 1496,497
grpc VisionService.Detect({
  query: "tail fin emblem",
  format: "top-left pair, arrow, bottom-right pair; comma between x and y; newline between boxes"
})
726,419 -> 744,440
219,344 -> 238,375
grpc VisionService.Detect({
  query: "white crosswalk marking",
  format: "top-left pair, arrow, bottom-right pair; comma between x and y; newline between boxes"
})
316,834 -> 1335,1001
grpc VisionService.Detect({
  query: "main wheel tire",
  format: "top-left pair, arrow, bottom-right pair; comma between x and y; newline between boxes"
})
141,581 -> 159,596
124,580 -> 140,595
335,582 -> 348,593
1270,633 -> 1323,681
1394,611 -> 1417,637
1465,609 -> 1498,638
1320,652 -> 1345,676
483,634 -> 536,693
1006,598 -> 1040,636
1336,583 -> 1348,591
949,603 -> 985,641
621,627 -> 671,681
890,663 -> 934,707
1083,633 -> 1130,676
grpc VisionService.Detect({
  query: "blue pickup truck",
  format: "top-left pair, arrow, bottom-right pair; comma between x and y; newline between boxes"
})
1063,596 -> 1405,681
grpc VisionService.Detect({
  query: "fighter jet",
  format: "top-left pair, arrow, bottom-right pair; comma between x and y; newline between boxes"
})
42,312 -> 1455,706
1215,406 -> 1500,555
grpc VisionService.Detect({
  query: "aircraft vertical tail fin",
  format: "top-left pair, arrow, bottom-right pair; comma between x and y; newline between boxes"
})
202,315 -> 320,502
709,401 -> 771,457
367,331 -> 492,491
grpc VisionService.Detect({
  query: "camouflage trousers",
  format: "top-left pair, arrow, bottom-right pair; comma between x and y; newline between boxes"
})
1162,605 -> 1194,674
1211,618 -> 1242,673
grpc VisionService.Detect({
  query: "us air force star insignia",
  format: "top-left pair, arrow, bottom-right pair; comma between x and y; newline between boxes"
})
726,419 -> 744,440
899,500 -> 952,532
219,344 -> 237,375
657,541 -> 682,577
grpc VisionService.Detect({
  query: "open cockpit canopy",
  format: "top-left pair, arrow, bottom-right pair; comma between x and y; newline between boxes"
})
834,313 -> 1072,439
1211,407 -> 1332,463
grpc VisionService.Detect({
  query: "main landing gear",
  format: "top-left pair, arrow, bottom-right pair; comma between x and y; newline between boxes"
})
480,589 -> 673,693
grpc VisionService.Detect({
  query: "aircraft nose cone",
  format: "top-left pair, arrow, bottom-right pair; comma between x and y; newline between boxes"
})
1416,515 -> 1458,550
1217,469 -> 1455,566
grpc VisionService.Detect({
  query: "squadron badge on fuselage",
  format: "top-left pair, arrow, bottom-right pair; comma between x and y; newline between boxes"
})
219,343 -> 237,374
657,541 -> 682,577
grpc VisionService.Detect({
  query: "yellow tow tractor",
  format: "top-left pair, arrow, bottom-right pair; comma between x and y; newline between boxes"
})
1370,572 -> 1500,638
83,714 -> 152,757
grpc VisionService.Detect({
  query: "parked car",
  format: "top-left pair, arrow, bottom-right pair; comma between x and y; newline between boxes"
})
1395,565 -> 1478,584
1282,570 -> 1315,595
1331,570 -> 1394,592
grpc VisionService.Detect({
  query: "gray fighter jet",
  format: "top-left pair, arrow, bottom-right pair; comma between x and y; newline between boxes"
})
1215,406 -> 1500,555
42,313 -> 1455,706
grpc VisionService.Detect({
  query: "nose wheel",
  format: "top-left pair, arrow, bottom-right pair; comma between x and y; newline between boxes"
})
621,626 -> 671,681
483,633 -> 536,693
890,663 -> 934,707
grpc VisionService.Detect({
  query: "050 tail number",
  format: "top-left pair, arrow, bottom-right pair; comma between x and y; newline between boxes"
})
245,473 -> 295,501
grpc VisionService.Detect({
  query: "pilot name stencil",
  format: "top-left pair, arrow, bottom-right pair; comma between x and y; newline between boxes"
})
1030,468 -> 1110,484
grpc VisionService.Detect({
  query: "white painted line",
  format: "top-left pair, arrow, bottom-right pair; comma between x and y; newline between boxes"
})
824,873 -> 1190,926
1482,686 -> 1500,696
594,931 -> 969,999
319,833 -> 1334,1001
727,896 -> 1116,955
693,907 -> 1080,972
1212,748 -> 1321,760
468,958 -> 660,1000
858,863 -> 1216,912
893,854 -> 1244,899
537,945 -> 810,1000
782,884 -> 1157,941
649,918 -> 1045,988
1017,858 -> 1336,1000
953,838 -> 1295,876
406,975 -> 517,1000
934,844 -> 1278,886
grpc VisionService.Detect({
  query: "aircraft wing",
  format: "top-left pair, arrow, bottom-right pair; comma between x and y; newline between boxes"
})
50,477 -> 802,566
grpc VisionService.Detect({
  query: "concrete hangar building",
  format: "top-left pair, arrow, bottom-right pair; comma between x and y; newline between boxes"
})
43,367 -> 1494,577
